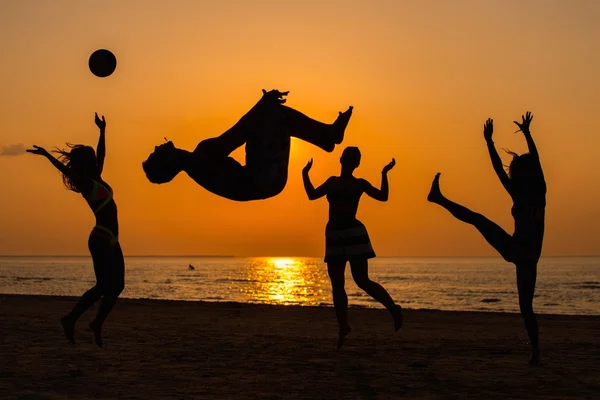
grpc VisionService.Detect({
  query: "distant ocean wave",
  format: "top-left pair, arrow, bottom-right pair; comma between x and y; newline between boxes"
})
570,281 -> 600,290
481,298 -> 501,303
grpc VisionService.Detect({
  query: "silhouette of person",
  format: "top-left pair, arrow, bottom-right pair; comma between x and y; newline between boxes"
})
27,113 -> 124,348
142,89 -> 353,201
302,147 -> 403,349
428,112 -> 545,365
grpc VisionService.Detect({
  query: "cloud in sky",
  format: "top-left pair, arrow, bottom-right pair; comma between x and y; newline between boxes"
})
0,143 -> 26,156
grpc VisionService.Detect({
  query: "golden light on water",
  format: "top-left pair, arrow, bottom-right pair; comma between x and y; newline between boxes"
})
242,258 -> 330,305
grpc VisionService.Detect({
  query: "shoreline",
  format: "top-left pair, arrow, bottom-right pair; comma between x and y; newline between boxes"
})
3,255 -> 600,258
2,293 -> 599,319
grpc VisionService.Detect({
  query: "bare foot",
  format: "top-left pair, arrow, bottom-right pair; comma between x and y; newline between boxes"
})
261,89 -> 289,104
394,305 -> 404,332
89,321 -> 103,348
427,173 -> 443,203
60,316 -> 75,344
336,325 -> 352,350
332,106 -> 353,144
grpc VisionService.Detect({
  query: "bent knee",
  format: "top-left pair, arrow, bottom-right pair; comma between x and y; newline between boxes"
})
101,282 -> 124,298
113,282 -> 125,296
354,278 -> 374,290
89,284 -> 104,296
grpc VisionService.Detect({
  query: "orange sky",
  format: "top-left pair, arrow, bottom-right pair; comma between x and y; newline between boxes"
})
1,0 -> 599,256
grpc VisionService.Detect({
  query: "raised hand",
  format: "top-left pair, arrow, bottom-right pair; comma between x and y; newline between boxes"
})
514,111 -> 533,134
303,158 -> 313,174
262,89 -> 289,104
483,118 -> 494,141
95,112 -> 106,131
382,158 -> 396,174
26,145 -> 49,157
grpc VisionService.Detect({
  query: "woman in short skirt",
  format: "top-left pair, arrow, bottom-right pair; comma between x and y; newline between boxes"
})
302,146 -> 403,349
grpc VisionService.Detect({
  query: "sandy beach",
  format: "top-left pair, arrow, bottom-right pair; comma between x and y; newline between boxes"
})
1,295 -> 599,399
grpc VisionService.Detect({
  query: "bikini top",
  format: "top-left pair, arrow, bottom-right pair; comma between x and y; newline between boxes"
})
85,179 -> 114,215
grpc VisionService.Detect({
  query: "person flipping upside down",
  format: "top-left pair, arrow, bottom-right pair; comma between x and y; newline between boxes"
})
142,89 -> 353,201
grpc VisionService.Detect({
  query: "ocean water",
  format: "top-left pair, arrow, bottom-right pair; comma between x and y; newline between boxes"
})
0,256 -> 598,315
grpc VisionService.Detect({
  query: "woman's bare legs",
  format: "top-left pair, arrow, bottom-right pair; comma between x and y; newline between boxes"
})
427,173 -> 515,261
349,259 -> 403,331
327,261 -> 352,349
428,172 -> 541,364
61,237 -> 124,347
516,264 -> 540,365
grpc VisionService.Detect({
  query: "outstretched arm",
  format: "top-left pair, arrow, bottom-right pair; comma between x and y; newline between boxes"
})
483,118 -> 512,195
302,159 -> 330,200
514,111 -> 540,160
362,158 -> 395,201
26,145 -> 79,181
95,113 -> 106,175
514,111 -> 545,186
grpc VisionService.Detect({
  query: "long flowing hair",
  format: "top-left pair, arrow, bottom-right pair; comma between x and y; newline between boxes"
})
53,144 -> 97,192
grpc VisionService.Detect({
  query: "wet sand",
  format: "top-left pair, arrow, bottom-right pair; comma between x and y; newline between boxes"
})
1,294 -> 599,399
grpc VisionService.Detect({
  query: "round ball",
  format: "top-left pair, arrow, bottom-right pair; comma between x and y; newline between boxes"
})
89,49 -> 117,78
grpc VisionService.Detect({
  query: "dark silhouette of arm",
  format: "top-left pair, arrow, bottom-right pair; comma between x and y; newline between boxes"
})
46,152 -> 71,176
523,128 -> 546,193
27,145 -> 85,191
303,170 -> 331,200
95,113 -> 106,175
362,158 -> 394,201
302,158 -> 328,200
483,118 -> 512,195
486,139 -> 512,195
514,111 -> 539,160
96,128 -> 105,175
514,111 -> 544,182
523,130 -> 539,160
523,130 -> 544,181
362,175 -> 389,202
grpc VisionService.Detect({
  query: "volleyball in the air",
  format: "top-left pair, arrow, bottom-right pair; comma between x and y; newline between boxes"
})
88,49 -> 117,78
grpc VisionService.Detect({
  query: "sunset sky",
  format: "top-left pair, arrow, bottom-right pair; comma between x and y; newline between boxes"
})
1,0 -> 599,256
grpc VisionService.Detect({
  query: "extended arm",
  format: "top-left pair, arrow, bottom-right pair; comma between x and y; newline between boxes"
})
486,140 -> 512,193
514,111 -> 544,179
514,111 -> 540,159
483,118 -> 512,195
27,145 -> 76,179
46,152 -> 71,176
95,113 -> 106,175
302,159 -> 330,200
523,131 -> 539,160
363,158 -> 395,201
362,177 -> 388,201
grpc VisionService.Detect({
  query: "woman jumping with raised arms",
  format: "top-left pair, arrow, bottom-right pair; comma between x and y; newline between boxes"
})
27,114 -> 124,348
303,147 -> 404,349
427,112 -> 546,365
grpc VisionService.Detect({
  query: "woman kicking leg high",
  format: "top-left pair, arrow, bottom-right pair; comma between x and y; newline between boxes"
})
428,112 -> 546,365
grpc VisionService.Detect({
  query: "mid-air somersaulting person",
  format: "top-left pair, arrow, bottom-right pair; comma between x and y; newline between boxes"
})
28,114 -> 124,348
302,147 -> 403,349
428,112 -> 546,364
142,89 -> 353,201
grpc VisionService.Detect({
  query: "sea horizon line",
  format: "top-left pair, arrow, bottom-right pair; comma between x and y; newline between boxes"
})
1,254 -> 599,258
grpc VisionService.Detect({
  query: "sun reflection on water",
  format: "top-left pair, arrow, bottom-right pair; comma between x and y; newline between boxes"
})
242,257 -> 330,305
